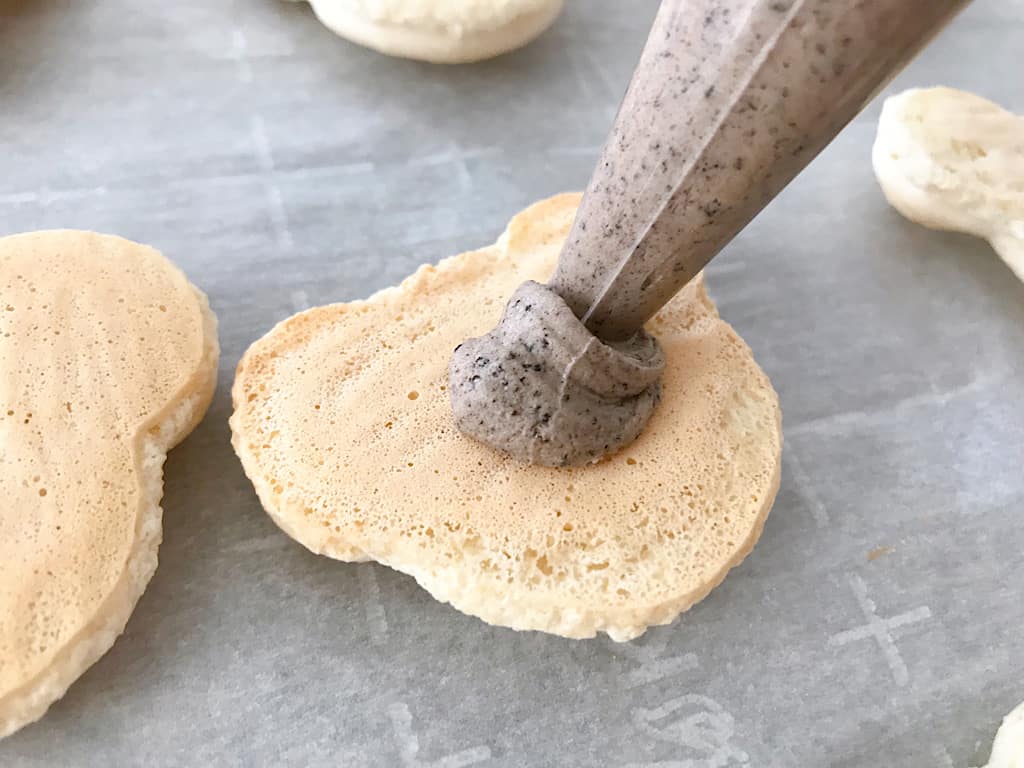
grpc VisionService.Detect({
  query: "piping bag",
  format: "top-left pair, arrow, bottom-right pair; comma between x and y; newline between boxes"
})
449,0 -> 972,467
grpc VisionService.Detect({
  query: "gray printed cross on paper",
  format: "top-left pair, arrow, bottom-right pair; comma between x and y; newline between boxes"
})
829,573 -> 933,687
388,702 -> 492,768
612,631 -> 701,689
356,564 -> 389,647
626,695 -> 750,768
611,632 -> 749,766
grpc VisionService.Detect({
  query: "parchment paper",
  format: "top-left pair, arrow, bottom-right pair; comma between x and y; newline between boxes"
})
0,1 -> 1021,765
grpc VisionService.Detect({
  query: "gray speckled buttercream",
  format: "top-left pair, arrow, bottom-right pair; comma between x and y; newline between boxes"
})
2,1 -> 1021,763
449,281 -> 663,467
450,0 -> 971,465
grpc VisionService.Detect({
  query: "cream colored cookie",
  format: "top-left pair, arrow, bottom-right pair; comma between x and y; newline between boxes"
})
0,231 -> 218,738
873,86 -> 1024,281
299,0 -> 564,63
976,699 -> 1024,768
231,193 -> 781,641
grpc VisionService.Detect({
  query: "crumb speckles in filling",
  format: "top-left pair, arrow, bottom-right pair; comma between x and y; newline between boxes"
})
448,281 -> 663,467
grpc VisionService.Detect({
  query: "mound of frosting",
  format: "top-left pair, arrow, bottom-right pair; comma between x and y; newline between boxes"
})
449,280 -> 664,466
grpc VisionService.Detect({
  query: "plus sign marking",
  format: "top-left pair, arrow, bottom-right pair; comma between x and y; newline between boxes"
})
829,573 -> 932,687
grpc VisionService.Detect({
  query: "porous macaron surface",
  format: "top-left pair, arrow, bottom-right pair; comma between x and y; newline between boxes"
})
0,230 -> 217,736
231,194 -> 782,640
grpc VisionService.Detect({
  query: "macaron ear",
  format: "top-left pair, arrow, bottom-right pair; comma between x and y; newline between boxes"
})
502,192 -> 583,255
873,86 -> 1024,282
302,0 -> 565,64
